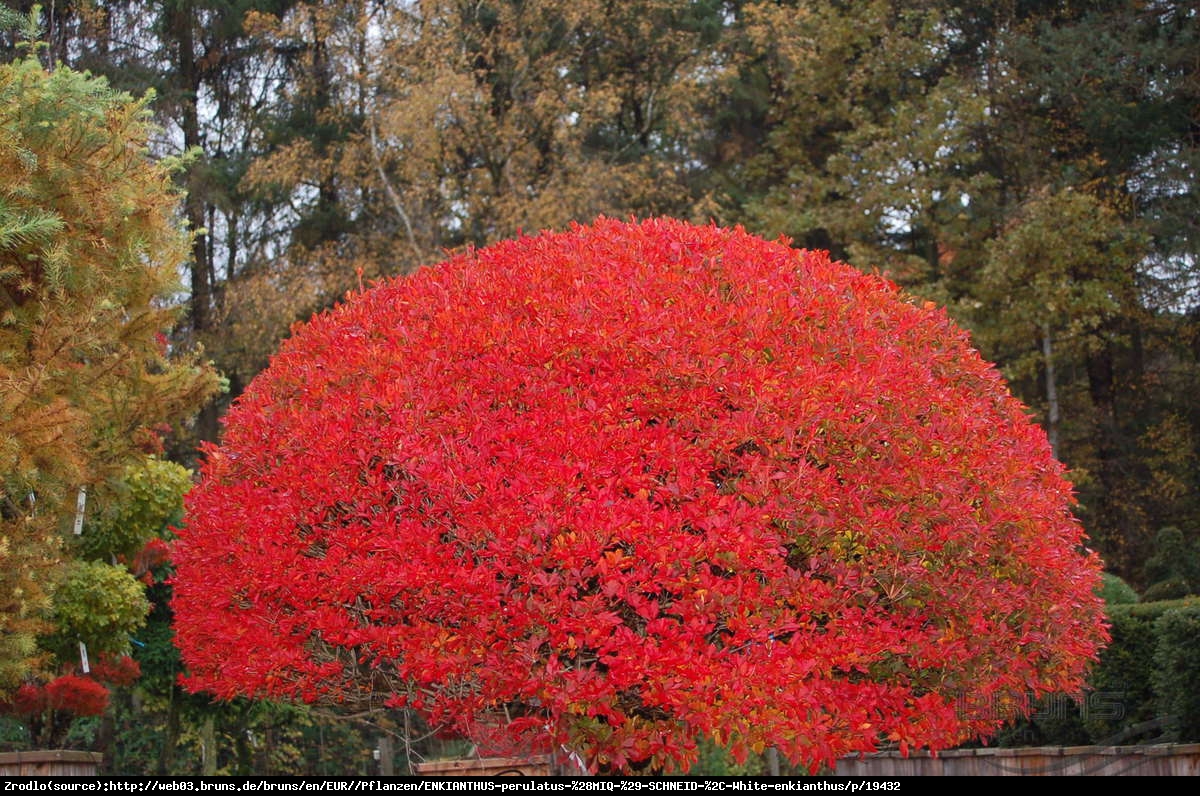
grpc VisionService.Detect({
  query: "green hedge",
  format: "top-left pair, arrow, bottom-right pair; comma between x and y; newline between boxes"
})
993,597 -> 1200,747
1098,572 -> 1140,606
1153,604 -> 1200,741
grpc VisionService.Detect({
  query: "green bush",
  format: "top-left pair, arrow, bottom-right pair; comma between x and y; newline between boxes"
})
47,560 -> 150,659
1098,572 -> 1139,605
1141,527 -> 1199,599
80,456 -> 192,561
1142,578 -> 1192,602
991,693 -> 1090,748
1084,598 -> 1199,743
988,597 -> 1200,748
1152,605 -> 1200,741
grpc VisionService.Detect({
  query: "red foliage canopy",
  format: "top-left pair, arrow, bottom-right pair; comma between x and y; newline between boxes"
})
89,654 -> 141,687
173,218 -> 1106,772
8,675 -> 109,718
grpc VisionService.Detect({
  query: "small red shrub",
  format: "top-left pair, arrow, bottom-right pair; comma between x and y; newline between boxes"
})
131,537 -> 172,584
173,218 -> 1107,772
4,675 -> 114,718
90,654 -> 141,687
9,683 -> 48,717
40,675 -> 109,717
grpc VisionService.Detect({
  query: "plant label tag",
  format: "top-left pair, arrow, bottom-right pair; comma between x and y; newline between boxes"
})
73,486 -> 87,535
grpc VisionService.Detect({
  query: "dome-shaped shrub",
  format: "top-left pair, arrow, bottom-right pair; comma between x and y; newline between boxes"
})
173,218 -> 1106,772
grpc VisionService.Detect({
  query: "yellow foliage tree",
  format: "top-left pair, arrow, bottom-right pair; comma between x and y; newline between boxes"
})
215,0 -> 730,381
0,52 -> 220,691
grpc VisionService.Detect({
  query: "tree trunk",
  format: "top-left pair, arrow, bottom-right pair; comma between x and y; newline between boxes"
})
378,734 -> 395,776
157,687 -> 182,775
201,715 -> 217,776
167,0 -> 222,445
169,1 -> 212,338
1042,320 -> 1060,459
96,700 -> 116,774
1086,342 -> 1124,564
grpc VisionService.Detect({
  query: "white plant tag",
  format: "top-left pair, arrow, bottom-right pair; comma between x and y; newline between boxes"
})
73,486 -> 87,535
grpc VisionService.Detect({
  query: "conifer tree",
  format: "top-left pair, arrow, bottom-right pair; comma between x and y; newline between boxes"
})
0,44 -> 219,693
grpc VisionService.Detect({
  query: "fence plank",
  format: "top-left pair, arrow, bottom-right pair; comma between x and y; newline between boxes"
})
0,750 -> 102,776
836,744 -> 1200,776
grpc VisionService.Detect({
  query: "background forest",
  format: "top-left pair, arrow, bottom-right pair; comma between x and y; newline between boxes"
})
0,0 -> 1197,775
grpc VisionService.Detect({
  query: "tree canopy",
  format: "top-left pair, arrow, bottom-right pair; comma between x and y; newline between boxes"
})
2,0 -> 1197,773
0,48 -> 219,695
173,219 -> 1107,773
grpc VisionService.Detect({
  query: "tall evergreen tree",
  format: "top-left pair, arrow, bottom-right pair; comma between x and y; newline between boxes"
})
0,46 -> 218,692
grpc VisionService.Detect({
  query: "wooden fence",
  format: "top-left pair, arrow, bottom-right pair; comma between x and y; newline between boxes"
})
412,755 -> 554,776
835,743 -> 1200,776
0,750 -> 102,776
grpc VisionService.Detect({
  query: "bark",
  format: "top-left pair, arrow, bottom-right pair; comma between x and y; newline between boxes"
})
157,686 -> 182,775
201,715 -> 218,776
378,733 -> 395,776
178,14 -> 212,338
1042,320 -> 1060,459
1086,341 -> 1124,562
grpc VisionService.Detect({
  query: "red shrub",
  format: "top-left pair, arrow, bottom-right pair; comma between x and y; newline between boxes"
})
173,218 -> 1107,772
8,683 -> 48,717
131,537 -> 171,584
4,675 -> 116,718
43,675 -> 108,717
89,654 -> 141,687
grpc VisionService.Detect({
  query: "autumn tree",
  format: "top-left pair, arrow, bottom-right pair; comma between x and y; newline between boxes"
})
174,219 -> 1107,773
217,0 -> 734,380
14,1 -> 1200,585
971,189 -> 1141,459
993,0 -> 1200,574
0,47 -> 219,694
0,1 -> 319,444
737,0 -> 1200,577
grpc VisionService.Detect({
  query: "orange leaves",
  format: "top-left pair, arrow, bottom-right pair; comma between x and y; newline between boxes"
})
173,217 -> 1106,773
